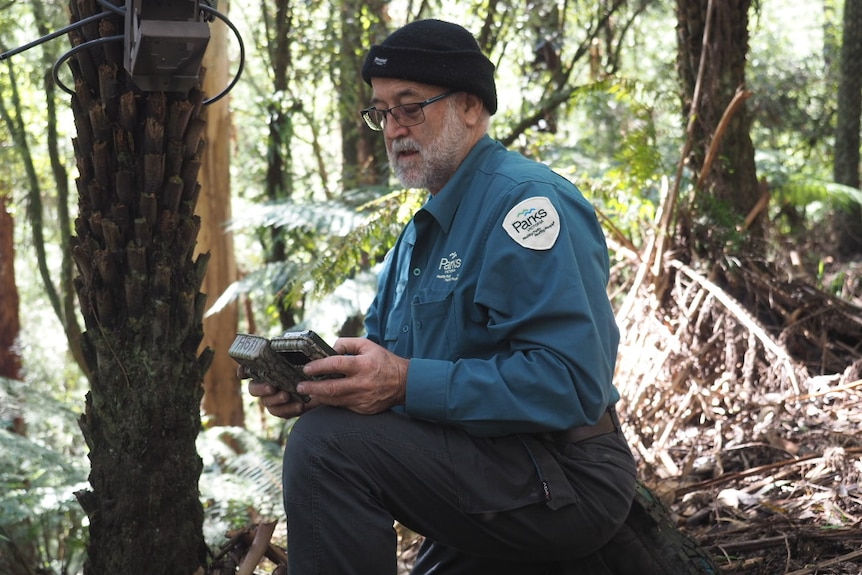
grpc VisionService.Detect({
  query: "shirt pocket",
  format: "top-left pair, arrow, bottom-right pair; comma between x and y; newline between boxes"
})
410,289 -> 459,360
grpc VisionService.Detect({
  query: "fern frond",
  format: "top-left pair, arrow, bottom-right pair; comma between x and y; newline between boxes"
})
209,187 -> 424,317
197,426 -> 287,544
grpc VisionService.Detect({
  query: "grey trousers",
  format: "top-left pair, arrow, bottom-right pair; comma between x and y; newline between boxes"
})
282,406 -> 636,575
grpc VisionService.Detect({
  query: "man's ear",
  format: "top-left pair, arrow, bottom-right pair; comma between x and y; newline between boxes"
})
462,92 -> 485,126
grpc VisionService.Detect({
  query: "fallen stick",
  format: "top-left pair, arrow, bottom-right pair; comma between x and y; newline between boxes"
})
783,548 -> 862,575
668,259 -> 801,394
794,378 -> 862,401
716,534 -> 791,553
237,521 -> 278,575
675,447 -> 862,497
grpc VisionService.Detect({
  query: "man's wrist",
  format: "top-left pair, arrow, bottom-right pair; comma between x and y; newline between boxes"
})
396,358 -> 409,405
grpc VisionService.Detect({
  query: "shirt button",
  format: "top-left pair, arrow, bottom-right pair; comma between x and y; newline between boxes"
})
412,267 -> 421,276
415,321 -> 423,329
401,325 -> 409,333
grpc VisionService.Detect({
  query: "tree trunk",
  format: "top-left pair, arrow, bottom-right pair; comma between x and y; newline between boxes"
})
676,0 -> 762,259
340,0 -> 389,188
66,2 -> 210,573
198,0 -> 243,427
833,0 -> 862,256
262,0 -> 299,330
0,191 -> 37,575
0,192 -> 24,424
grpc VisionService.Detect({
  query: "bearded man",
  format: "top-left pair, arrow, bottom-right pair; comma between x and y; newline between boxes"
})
248,19 -> 637,575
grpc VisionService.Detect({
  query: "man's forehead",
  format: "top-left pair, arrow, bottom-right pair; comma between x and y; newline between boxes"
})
370,78 -> 445,102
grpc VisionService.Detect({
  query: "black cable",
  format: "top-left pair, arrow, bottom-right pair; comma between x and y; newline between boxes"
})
8,2 -> 244,105
51,35 -> 124,96
199,4 -> 245,105
94,0 -> 125,17
0,11 -> 114,61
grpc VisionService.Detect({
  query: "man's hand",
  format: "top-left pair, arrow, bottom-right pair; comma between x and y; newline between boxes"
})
297,337 -> 408,415
241,366 -> 321,419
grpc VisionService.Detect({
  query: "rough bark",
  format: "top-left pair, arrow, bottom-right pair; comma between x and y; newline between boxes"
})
833,0 -> 862,256
66,1 -> 210,572
676,0 -> 762,259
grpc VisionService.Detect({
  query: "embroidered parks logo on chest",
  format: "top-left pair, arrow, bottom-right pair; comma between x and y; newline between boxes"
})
502,196 -> 561,250
436,252 -> 462,282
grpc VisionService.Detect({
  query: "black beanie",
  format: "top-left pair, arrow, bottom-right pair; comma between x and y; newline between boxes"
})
361,19 -> 497,115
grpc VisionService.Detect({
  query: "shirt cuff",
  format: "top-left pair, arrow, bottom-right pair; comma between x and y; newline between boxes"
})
404,357 -> 450,421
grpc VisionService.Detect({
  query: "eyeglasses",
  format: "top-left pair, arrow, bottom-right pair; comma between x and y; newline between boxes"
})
360,91 -> 456,132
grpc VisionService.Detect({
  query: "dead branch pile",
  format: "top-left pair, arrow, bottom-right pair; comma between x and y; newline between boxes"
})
615,253 -> 862,575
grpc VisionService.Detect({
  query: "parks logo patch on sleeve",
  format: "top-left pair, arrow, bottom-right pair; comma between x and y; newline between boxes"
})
502,196 -> 560,250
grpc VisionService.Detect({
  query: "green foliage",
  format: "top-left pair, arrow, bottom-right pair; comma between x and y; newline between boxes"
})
300,188 -> 425,298
757,147 -> 862,236
748,3 -> 835,158
778,175 -> 862,214
197,425 -> 290,549
745,0 -> 852,240
214,186 -> 424,329
0,377 -> 298,569
0,377 -> 88,574
536,79 -> 666,253
691,192 -> 750,258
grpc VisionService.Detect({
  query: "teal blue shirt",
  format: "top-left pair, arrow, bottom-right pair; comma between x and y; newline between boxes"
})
365,136 -> 620,436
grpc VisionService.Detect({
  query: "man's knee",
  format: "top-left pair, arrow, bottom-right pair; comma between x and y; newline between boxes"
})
283,406 -> 347,475
282,407 -> 384,493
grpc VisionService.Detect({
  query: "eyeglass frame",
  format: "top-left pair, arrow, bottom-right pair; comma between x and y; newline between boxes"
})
360,91 -> 457,132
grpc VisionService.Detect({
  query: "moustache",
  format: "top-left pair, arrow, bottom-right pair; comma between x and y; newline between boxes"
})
391,139 -> 421,154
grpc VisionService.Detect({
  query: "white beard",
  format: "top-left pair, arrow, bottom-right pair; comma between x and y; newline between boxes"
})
388,104 -> 468,193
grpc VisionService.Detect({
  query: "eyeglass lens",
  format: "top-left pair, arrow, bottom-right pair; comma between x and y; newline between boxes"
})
365,103 -> 424,131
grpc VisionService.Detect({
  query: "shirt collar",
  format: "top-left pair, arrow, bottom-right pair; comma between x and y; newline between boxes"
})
419,135 -> 498,234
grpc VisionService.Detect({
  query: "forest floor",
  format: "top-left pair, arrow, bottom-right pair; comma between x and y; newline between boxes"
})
612,253 -> 862,575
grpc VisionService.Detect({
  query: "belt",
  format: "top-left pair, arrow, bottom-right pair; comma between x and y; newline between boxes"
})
543,408 -> 619,445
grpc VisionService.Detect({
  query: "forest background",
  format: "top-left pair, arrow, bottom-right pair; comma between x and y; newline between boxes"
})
1,0 -> 861,573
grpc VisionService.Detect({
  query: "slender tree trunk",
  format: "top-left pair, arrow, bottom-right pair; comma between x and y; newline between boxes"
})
340,0 -> 389,188
833,0 -> 862,256
0,0 -> 90,379
198,0 -> 243,427
262,0 -> 299,330
65,2 -> 210,572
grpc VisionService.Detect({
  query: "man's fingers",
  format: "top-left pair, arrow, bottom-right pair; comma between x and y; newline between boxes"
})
266,397 -> 319,419
331,336 -> 374,356
296,378 -> 343,399
247,380 -> 277,397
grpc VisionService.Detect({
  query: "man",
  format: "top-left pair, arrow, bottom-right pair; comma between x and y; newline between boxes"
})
248,19 -> 637,575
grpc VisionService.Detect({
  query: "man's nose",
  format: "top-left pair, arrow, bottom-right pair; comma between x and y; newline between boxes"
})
384,116 -> 409,138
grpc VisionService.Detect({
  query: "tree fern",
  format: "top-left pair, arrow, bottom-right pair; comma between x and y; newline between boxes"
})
210,186 -> 424,328
197,425 -> 291,549
0,377 -> 87,574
